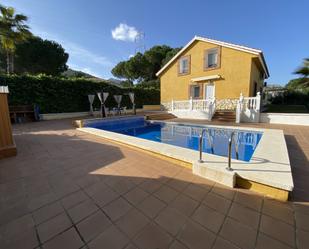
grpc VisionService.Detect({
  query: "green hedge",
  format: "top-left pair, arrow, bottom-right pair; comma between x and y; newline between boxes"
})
270,89 -> 309,108
0,74 -> 160,113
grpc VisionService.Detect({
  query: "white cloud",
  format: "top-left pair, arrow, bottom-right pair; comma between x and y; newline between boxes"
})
111,23 -> 139,42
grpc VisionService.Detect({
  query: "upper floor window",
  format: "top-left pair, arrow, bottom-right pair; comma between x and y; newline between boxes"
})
178,55 -> 190,75
205,47 -> 220,70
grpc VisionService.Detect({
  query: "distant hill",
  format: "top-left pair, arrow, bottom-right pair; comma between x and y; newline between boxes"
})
62,69 -> 128,87
62,68 -> 103,81
107,78 -> 124,85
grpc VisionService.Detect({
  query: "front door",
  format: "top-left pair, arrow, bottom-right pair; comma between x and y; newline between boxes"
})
205,83 -> 215,100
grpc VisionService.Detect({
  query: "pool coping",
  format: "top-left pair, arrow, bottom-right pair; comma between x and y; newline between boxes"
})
77,119 -> 294,195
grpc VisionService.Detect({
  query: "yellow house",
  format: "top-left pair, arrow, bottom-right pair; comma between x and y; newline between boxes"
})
156,36 -> 269,105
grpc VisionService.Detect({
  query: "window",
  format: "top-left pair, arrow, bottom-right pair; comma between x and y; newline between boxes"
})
178,55 -> 190,75
190,85 -> 200,98
205,47 -> 220,69
193,86 -> 200,98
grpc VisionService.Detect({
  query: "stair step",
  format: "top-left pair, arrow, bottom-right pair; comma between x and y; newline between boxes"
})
146,113 -> 176,120
212,110 -> 236,123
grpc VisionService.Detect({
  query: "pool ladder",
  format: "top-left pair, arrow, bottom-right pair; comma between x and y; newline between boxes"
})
198,130 -> 239,171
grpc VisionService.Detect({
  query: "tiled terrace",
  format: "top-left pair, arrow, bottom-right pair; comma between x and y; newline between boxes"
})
0,119 -> 308,249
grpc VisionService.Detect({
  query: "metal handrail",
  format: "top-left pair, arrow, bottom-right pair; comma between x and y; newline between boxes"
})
198,129 -> 207,163
226,131 -> 239,171
198,129 -> 215,163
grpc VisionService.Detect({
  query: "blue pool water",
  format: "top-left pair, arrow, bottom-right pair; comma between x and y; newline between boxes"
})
86,117 -> 262,162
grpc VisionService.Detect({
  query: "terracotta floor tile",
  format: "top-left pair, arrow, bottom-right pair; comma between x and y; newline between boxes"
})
2,227 -> 39,249
293,203 -> 309,216
124,243 -> 139,249
83,181 -> 109,197
124,187 -> 149,206
212,237 -> 240,249
166,178 -> 190,192
140,179 -> 163,194
295,212 -> 309,232
61,191 -> 89,210
33,201 -> 64,225
182,183 -> 209,202
255,233 -> 293,249
2,117 -> 309,248
228,202 -> 260,229
2,214 -> 34,239
155,207 -> 187,236
192,204 -> 225,233
106,178 -> 135,195
211,183 -> 236,200
37,212 -> 72,243
42,228 -> 84,249
260,214 -> 295,247
27,192 -> 58,211
116,208 -> 149,238
263,198 -> 294,225
133,223 -> 173,249
178,220 -> 216,249
88,225 -> 129,249
137,195 -> 166,219
203,192 -> 231,215
169,194 -> 199,217
91,186 -> 119,207
297,229 -> 309,249
68,199 -> 98,224
103,197 -> 132,221
169,240 -> 188,249
220,217 -> 257,249
154,185 -> 179,204
77,210 -> 111,242
234,190 -> 263,212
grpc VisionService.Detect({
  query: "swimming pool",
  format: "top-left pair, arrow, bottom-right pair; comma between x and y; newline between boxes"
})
85,117 -> 262,162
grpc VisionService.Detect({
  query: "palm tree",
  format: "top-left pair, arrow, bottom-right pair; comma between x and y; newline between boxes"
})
0,5 -> 32,74
294,58 -> 309,87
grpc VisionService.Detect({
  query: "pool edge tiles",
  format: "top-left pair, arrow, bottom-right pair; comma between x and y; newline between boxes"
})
77,119 -> 294,201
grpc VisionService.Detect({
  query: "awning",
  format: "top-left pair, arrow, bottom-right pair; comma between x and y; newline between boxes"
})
190,75 -> 221,82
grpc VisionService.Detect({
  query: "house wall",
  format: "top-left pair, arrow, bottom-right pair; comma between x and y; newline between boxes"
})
249,59 -> 265,96
160,40 -> 263,103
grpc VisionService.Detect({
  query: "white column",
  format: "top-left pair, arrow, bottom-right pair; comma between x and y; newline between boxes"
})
236,93 -> 244,123
190,97 -> 193,110
256,92 -> 261,111
171,99 -> 174,111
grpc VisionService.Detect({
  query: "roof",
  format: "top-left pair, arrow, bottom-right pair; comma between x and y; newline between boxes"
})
156,36 -> 270,78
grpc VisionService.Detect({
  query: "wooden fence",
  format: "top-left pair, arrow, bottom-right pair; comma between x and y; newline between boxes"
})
0,86 -> 17,159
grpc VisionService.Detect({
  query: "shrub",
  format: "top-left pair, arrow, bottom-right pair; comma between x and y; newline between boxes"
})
0,74 -> 160,113
270,89 -> 309,108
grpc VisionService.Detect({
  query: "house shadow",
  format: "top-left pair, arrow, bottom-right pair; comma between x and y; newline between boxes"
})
284,134 -> 309,202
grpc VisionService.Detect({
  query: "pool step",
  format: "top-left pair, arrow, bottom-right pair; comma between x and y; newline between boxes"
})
212,111 -> 236,122
146,113 -> 177,120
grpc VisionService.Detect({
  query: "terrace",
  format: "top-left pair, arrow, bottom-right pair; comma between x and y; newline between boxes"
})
0,118 -> 308,249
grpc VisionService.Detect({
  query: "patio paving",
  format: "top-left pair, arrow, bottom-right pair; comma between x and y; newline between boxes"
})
0,119 -> 308,249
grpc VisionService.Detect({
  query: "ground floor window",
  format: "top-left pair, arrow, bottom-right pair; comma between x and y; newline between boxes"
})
190,85 -> 200,99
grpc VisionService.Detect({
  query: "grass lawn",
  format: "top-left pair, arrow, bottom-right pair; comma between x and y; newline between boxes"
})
265,104 -> 309,113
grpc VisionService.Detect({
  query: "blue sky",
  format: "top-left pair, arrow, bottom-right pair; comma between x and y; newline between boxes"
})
2,0 -> 309,84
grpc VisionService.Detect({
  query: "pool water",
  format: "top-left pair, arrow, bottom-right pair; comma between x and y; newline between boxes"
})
86,117 -> 262,162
